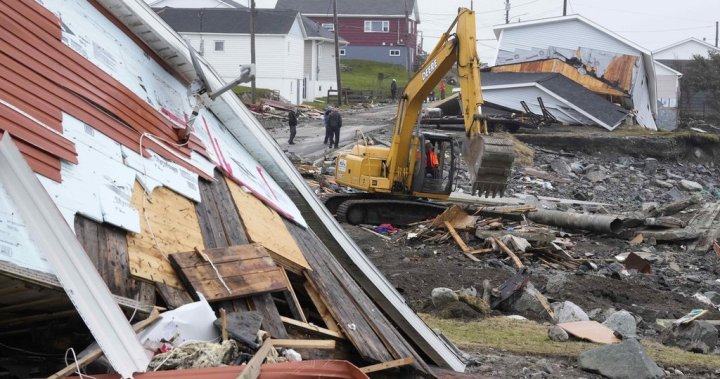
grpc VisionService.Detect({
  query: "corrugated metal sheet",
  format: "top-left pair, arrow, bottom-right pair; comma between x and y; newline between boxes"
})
0,0 -> 210,181
491,59 -> 627,97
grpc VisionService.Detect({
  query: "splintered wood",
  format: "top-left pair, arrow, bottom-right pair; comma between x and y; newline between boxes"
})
169,244 -> 289,302
225,178 -> 310,273
127,182 -> 204,287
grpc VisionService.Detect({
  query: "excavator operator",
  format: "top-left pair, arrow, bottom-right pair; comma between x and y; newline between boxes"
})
425,141 -> 439,178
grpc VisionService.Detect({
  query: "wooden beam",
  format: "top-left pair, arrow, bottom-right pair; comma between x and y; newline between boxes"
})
48,308 -> 161,379
280,268 -> 307,323
303,278 -> 340,333
280,316 -> 345,339
492,237 -> 524,269
270,338 -> 336,350
236,338 -> 274,379
359,356 -> 416,374
220,308 -> 228,342
444,221 -> 480,262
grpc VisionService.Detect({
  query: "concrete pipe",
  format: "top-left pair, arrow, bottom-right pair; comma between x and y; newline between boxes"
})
526,209 -> 623,234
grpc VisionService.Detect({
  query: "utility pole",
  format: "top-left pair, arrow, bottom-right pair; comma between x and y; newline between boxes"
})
563,0 -> 567,16
332,0 -> 342,106
250,0 -> 256,103
470,0 -> 474,10
505,0 -> 510,24
404,0 -> 411,77
716,21 -> 719,47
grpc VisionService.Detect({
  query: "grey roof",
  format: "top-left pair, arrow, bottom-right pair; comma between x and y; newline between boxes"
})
155,7 -> 299,35
482,72 -> 629,128
276,0 -> 417,18
301,15 -> 346,42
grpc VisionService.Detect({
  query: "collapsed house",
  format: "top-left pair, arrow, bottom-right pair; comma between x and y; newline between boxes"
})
491,14 -> 659,130
0,0 -> 464,377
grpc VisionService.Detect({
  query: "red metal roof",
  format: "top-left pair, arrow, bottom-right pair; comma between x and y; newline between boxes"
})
0,0 -> 211,182
72,360 -> 369,379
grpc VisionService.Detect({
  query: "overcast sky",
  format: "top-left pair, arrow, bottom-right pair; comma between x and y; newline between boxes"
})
253,0 -> 720,62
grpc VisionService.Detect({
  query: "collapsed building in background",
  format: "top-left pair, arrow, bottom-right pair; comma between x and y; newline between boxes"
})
490,14 -> 660,130
0,0 -> 464,376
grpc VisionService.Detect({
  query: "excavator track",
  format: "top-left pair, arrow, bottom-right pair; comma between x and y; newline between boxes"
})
463,135 -> 515,198
333,197 -> 447,226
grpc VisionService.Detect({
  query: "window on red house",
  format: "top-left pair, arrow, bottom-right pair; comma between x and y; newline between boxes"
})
364,20 -> 389,33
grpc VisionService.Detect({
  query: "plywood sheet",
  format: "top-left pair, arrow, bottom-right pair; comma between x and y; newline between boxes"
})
169,244 -> 288,302
224,178 -> 309,273
558,321 -> 621,344
127,181 -> 204,287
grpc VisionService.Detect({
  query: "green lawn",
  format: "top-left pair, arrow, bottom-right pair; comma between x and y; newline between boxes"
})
340,59 -> 409,94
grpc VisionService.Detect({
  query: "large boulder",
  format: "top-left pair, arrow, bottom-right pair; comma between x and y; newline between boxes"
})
552,301 -> 589,324
548,325 -> 569,342
431,287 -> 458,308
578,338 -> 665,379
603,310 -> 637,338
501,282 -> 552,321
661,320 -> 718,354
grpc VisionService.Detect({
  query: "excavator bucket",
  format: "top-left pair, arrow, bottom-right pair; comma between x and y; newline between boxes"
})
462,135 -> 515,197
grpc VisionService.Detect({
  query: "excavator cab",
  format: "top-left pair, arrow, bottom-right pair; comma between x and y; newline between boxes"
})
411,133 -> 455,197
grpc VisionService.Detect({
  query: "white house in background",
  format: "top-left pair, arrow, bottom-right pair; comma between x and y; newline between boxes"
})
653,61 -> 683,129
155,7 -> 344,104
654,37 -> 720,60
148,0 -> 246,8
492,15 -> 658,130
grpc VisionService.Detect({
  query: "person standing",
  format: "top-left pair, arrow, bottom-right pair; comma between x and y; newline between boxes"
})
287,108 -> 298,145
327,108 -> 342,149
390,78 -> 397,101
323,107 -> 333,146
439,79 -> 446,100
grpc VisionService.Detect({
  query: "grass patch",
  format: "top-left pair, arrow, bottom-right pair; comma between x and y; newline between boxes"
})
232,85 -> 275,99
422,315 -> 720,369
341,59 -> 409,92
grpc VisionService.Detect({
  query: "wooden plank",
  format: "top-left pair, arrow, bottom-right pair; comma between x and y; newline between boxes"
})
303,278 -> 340,333
220,308 -> 228,342
252,293 -> 289,339
280,268 -> 307,323
270,339 -> 336,350
235,338 -> 274,379
360,357 -> 416,374
195,176 -> 288,339
127,182 -> 205,288
687,202 -> 720,254
224,178 -> 309,273
48,308 -> 161,379
444,221 -> 480,262
155,283 -> 193,309
169,245 -> 289,302
280,316 -> 344,339
492,237 -> 524,269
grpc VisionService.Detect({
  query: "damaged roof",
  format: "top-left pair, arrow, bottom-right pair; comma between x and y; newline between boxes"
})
155,7 -> 300,35
275,0 -> 419,21
482,72 -> 630,130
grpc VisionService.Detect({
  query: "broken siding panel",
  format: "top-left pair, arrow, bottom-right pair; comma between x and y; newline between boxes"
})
491,60 -> 627,97
127,181 -> 205,288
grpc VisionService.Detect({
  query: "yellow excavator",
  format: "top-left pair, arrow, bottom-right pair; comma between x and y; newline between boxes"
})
329,8 -> 515,225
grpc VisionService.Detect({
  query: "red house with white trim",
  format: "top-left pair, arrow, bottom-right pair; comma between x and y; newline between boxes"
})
276,0 -> 420,70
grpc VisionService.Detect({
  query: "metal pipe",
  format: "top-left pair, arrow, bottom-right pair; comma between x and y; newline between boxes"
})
526,209 -> 623,234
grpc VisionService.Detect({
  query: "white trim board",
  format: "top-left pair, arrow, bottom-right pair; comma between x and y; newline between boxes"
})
0,133 -> 148,378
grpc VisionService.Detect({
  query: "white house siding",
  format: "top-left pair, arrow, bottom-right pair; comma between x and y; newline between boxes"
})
304,40 -> 314,80
655,62 -> 682,130
183,32 -> 306,104
654,40 -> 719,60
495,19 -> 657,130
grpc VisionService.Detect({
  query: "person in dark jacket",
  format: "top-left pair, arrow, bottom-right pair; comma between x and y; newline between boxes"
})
323,107 -> 333,146
327,109 -> 342,149
287,109 -> 298,145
